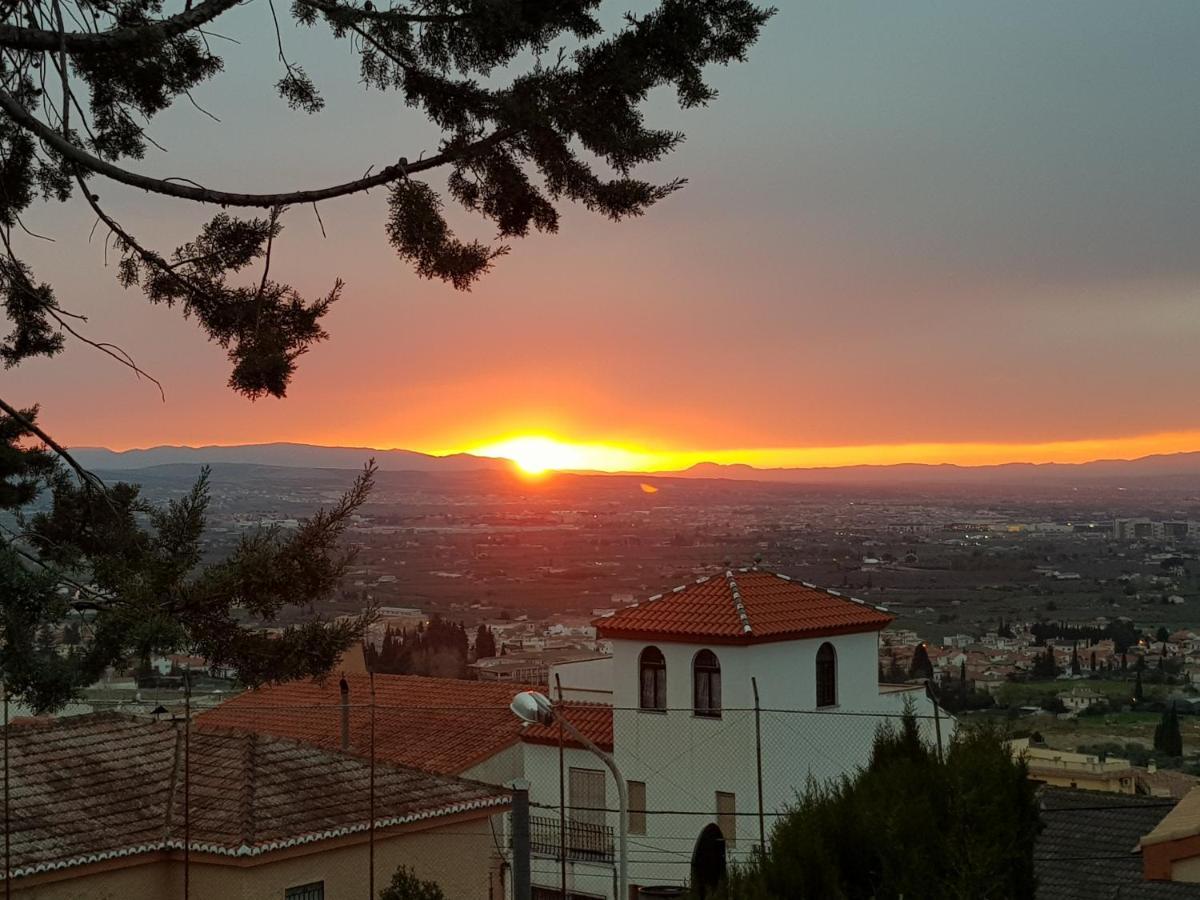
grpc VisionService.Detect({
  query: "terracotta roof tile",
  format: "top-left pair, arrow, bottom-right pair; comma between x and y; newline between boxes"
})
199,673 -> 538,774
4,712 -> 508,879
594,569 -> 892,644
520,702 -> 613,752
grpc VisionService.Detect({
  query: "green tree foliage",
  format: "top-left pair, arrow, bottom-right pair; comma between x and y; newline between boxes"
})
364,616 -> 469,678
1032,649 -> 1059,678
474,623 -> 496,660
379,865 -> 445,900
0,406 -> 377,711
0,0 -> 773,395
0,1 -> 773,708
908,643 -> 933,680
1154,705 -> 1183,758
708,715 -> 1041,899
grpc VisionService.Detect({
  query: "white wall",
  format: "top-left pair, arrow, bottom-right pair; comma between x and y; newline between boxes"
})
511,630 -> 952,899
609,631 -> 887,714
550,656 -> 614,703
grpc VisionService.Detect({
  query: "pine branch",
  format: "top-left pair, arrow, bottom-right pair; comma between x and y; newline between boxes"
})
0,87 -> 515,206
0,0 -> 243,52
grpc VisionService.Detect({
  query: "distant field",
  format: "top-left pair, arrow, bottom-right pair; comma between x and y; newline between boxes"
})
995,678 -> 1175,708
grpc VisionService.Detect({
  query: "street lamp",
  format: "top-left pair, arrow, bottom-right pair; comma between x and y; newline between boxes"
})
510,690 -> 628,900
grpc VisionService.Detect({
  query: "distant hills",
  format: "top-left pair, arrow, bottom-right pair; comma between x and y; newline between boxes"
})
668,453 -> 1200,485
70,442 -> 1200,485
72,442 -> 510,473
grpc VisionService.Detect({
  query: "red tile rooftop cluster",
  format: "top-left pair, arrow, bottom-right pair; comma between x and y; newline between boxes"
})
594,568 -> 893,644
198,673 -> 539,774
520,702 -> 614,752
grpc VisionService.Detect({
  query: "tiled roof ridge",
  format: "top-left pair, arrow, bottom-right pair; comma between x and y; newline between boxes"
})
782,571 -> 891,615
240,730 -> 257,847
161,721 -> 185,844
0,794 -> 511,882
724,569 -> 754,635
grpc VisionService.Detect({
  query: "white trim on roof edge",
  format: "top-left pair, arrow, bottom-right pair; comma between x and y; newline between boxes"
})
1,795 -> 510,880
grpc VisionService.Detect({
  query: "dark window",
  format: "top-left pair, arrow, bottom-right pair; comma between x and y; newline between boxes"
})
639,646 -> 666,710
693,650 -> 722,717
629,780 -> 647,835
285,883 -> 324,900
816,642 -> 837,708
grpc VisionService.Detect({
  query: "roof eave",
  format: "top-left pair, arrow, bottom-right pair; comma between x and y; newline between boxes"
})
596,618 -> 894,645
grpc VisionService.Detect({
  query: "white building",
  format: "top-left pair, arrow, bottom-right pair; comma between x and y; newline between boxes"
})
518,567 -> 947,898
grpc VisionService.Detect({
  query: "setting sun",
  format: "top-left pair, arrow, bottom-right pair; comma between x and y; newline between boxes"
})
468,436 -> 663,475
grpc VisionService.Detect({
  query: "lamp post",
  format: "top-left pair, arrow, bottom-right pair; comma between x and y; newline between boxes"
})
510,690 -> 628,900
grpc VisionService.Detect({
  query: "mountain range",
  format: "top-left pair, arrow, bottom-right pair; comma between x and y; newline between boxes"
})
72,442 -> 509,473
70,442 -> 1200,486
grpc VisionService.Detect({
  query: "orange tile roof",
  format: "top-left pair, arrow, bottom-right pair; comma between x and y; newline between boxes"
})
198,673 -> 538,774
594,568 -> 893,644
520,702 -> 614,752
5,712 -> 508,879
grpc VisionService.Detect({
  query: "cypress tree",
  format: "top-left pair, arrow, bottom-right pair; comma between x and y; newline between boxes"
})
1154,705 -> 1183,757
910,644 -> 934,681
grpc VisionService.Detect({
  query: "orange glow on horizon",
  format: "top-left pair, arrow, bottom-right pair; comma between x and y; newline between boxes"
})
453,429 -> 1200,474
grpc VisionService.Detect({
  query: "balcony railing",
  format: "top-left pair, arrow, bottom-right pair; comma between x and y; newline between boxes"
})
526,814 -> 615,863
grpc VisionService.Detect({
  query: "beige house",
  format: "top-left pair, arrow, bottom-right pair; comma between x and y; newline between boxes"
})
4,712 -> 509,899
1012,738 -> 1137,793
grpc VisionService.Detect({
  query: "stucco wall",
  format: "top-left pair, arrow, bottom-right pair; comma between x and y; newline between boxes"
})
529,631 -> 951,897
12,816 -> 500,900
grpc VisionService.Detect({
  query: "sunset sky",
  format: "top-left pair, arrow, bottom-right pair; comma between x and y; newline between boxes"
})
6,1 -> 1200,471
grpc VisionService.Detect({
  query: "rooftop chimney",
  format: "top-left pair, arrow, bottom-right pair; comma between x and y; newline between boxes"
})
339,676 -> 350,751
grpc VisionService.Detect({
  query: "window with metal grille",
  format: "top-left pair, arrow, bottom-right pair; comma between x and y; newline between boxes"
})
628,780 -> 647,835
639,646 -> 666,710
692,649 -> 721,717
816,642 -> 837,708
716,791 -> 736,848
285,882 -> 324,900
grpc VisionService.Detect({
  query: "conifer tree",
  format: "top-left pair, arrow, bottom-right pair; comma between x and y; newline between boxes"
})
474,624 -> 496,660
909,643 -> 933,681
1154,705 -> 1183,757
0,1 -> 773,709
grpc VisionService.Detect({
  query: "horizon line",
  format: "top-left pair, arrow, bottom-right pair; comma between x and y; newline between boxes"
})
72,430 -> 1200,473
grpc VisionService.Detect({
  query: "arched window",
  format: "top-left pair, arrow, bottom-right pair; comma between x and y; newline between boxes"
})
640,646 -> 667,710
693,649 -> 722,718
816,642 -> 837,708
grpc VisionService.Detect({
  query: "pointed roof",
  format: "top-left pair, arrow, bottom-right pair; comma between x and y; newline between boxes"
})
594,568 -> 893,645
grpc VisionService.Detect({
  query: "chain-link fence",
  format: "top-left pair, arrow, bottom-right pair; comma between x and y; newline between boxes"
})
0,688 -> 1179,900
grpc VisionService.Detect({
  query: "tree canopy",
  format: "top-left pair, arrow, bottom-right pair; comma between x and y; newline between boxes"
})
0,0 -> 773,709
708,715 -> 1041,899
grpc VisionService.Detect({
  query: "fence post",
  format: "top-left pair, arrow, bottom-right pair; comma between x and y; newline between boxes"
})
555,674 -> 567,900
751,677 -> 766,851
184,668 -> 191,900
509,779 -> 531,900
927,679 -> 943,761
369,671 -> 376,900
4,681 -> 10,900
